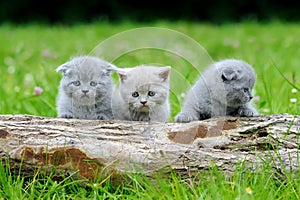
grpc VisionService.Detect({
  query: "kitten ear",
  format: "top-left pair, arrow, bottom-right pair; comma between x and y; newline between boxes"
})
159,66 -> 171,81
102,64 -> 115,76
114,68 -> 128,82
56,63 -> 71,75
108,64 -> 119,72
221,69 -> 239,81
118,73 -> 127,81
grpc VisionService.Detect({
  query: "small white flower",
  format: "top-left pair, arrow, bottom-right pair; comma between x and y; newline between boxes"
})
180,93 -> 185,98
93,183 -> 97,187
290,98 -> 297,103
24,73 -> 33,83
14,86 -> 20,93
291,88 -> 298,93
8,66 -> 15,74
263,108 -> 270,113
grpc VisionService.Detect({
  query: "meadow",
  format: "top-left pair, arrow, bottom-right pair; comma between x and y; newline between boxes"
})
0,21 -> 299,199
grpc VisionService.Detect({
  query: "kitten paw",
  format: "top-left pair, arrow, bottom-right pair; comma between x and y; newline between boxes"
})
238,108 -> 258,117
97,114 -> 111,120
59,114 -> 73,119
175,113 -> 199,123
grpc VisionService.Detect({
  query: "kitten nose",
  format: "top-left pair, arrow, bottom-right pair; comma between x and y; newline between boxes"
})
82,90 -> 89,94
249,95 -> 253,100
140,100 -> 147,105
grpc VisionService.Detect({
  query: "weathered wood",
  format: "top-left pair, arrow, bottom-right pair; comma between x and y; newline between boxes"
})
0,114 -> 299,180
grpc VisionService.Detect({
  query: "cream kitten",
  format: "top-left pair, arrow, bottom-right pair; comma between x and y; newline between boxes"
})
56,55 -> 114,120
112,65 -> 171,122
175,59 -> 258,122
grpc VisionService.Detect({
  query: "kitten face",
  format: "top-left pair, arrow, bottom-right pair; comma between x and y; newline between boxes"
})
122,83 -> 169,112
57,56 -> 113,105
221,67 -> 255,107
118,66 -> 170,113
225,84 -> 253,106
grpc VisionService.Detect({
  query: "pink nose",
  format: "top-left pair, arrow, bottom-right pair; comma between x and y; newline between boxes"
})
140,100 -> 147,105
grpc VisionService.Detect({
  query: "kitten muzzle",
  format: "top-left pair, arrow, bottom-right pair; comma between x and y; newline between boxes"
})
139,105 -> 150,112
140,100 -> 147,105
82,90 -> 89,94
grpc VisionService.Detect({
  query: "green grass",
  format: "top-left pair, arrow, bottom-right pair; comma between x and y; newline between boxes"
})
0,21 -> 299,199
1,158 -> 299,199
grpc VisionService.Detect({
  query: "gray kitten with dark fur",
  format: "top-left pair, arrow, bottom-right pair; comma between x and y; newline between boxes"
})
56,56 -> 114,120
175,59 -> 258,122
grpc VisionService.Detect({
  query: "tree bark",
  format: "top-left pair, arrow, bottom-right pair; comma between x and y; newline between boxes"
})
0,114 -> 299,181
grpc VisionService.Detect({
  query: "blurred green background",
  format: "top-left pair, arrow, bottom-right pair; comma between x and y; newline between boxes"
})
0,1 -> 299,118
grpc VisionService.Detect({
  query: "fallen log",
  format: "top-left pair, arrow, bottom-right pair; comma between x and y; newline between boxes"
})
0,114 -> 299,181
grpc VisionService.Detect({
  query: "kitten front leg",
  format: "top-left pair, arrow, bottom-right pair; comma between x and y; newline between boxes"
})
58,113 -> 74,119
175,111 -> 200,123
57,107 -> 74,119
238,103 -> 259,117
56,95 -> 74,119
97,112 -> 113,120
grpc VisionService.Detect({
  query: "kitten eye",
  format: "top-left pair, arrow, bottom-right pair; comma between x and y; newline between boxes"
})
148,91 -> 155,97
132,92 -> 139,98
243,88 -> 249,93
90,81 -> 97,86
73,81 -> 81,86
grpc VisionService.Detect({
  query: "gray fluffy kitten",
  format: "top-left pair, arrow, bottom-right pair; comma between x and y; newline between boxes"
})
112,65 -> 171,122
56,56 -> 114,120
175,59 -> 258,122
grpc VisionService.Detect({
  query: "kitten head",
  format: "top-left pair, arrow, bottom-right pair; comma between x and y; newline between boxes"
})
218,59 -> 256,107
56,56 -> 113,105
116,65 -> 171,113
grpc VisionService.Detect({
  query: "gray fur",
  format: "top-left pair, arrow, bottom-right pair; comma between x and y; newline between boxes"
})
175,59 -> 259,122
112,65 -> 171,122
56,55 -> 114,120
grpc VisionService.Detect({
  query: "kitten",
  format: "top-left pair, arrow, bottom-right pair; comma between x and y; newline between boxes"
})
112,65 -> 171,122
175,59 -> 258,122
56,55 -> 114,120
